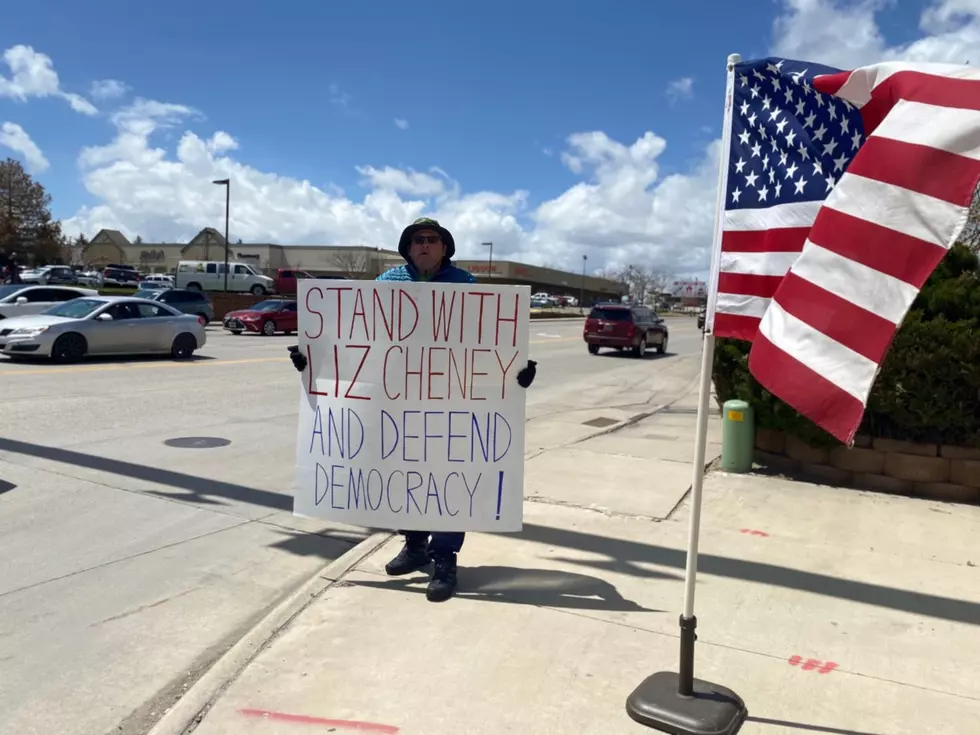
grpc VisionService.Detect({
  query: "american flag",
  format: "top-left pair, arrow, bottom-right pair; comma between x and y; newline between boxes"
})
714,57 -> 980,444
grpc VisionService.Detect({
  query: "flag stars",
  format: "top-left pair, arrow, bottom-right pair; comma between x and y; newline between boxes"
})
813,92 -> 825,107
745,170 -> 759,187
762,94 -> 772,110
813,160 -> 823,176
785,129 -> 797,147
751,142 -> 762,157
753,69 -> 766,81
739,74 -> 749,87
740,101 -> 750,116
825,174 -> 837,191
775,118 -> 788,134
851,131 -> 862,150
798,144 -> 810,160
775,182 -> 783,198
823,138 -> 839,156
827,103 -> 837,121
803,112 -> 816,128
840,117 -> 850,135
739,130 -> 751,145
779,151 -> 788,167
750,84 -> 761,99
785,161 -> 799,179
813,123 -> 828,141
794,99 -> 806,116
762,154 -> 770,170
768,168 -> 776,184
735,157 -> 747,173
760,126 -> 769,140
794,177 -> 807,194
747,112 -> 758,127
833,152 -> 849,172
769,107 -> 782,122
784,87 -> 794,105
731,187 -> 742,203
758,185 -> 770,201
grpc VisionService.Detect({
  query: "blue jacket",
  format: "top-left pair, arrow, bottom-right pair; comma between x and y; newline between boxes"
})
376,259 -> 475,284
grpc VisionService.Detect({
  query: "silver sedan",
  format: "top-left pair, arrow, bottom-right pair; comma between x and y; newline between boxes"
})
0,296 -> 207,362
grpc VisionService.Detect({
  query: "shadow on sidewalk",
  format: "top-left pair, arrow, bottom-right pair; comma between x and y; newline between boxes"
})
3,436 -> 978,625
355,565 -> 660,612
747,715 -> 892,735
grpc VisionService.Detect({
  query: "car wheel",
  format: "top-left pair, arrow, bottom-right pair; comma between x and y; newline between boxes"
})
230,329 -> 243,335
187,282 -> 202,291
171,333 -> 197,360
657,334 -> 669,354
633,335 -> 647,358
196,313 -> 209,326
262,319 -> 276,336
588,344 -> 599,355
52,333 -> 87,363
251,284 -> 267,296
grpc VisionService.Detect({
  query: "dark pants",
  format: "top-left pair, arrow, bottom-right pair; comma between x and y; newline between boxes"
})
402,530 -> 465,556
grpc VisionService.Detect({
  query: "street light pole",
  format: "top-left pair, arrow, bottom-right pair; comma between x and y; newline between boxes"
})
482,242 -> 493,280
580,254 -> 587,313
213,178 -> 231,291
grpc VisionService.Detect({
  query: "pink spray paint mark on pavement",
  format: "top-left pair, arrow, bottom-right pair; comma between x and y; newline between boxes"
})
238,708 -> 399,733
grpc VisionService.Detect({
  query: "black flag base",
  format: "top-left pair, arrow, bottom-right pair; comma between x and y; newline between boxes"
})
626,672 -> 746,735
626,616 -> 747,735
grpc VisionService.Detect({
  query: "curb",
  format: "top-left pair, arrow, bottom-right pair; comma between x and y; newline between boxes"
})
146,530 -> 394,735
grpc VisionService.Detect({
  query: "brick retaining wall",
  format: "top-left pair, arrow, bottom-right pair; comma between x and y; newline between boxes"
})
754,429 -> 980,504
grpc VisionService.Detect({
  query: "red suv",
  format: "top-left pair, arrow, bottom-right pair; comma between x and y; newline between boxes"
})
583,303 -> 669,357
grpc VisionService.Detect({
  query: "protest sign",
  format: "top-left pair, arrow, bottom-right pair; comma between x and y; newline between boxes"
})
294,280 -> 531,532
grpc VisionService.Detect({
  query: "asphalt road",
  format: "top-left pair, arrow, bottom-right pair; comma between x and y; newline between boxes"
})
0,315 -> 704,735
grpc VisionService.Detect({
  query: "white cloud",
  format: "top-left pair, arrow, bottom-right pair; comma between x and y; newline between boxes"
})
355,166 -> 447,197
0,122 -> 49,172
90,79 -> 129,101
394,118 -> 409,130
0,45 -> 98,115
772,0 -> 980,67
208,131 -> 238,153
666,76 -> 695,104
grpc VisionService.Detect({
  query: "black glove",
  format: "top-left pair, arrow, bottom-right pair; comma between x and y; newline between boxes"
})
516,360 -> 537,388
288,345 -> 307,372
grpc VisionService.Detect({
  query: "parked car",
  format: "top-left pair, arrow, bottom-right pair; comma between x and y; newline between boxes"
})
100,265 -> 140,287
0,296 -> 206,361
274,268 -> 315,295
223,299 -> 297,336
148,288 -> 215,324
583,303 -> 668,357
175,260 -> 274,295
697,306 -> 706,331
18,266 -> 80,285
0,285 -> 99,320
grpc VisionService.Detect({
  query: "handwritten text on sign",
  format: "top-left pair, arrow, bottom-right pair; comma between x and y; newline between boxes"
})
293,281 -> 531,531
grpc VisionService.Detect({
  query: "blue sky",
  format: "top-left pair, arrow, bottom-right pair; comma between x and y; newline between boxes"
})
0,0 -> 971,274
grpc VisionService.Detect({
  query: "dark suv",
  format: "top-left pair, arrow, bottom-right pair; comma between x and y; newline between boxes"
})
150,289 -> 215,324
583,303 -> 669,357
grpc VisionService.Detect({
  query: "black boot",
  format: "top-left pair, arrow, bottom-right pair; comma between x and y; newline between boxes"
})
384,537 -> 430,576
426,553 -> 458,602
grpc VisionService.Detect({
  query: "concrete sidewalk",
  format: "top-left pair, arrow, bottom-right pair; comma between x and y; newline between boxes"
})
163,405 -> 980,735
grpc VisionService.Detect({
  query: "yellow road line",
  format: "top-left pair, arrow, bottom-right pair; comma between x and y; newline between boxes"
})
0,335 -> 583,377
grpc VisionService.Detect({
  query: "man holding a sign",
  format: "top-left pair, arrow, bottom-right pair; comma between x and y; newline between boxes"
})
289,217 -> 537,602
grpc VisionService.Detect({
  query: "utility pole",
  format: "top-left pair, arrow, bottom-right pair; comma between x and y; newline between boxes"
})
212,178 -> 231,291
580,254 -> 587,313
482,242 -> 493,280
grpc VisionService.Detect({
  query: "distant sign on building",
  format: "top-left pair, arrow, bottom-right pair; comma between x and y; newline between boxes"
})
669,280 -> 707,299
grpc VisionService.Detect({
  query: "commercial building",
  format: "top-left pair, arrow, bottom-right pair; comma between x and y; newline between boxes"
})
77,228 -> 623,303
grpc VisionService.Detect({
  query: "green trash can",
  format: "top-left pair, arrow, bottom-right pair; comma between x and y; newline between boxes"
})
721,399 -> 754,473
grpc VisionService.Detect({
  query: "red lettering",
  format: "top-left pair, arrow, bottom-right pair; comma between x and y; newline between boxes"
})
470,292 -> 493,345
333,344 -> 340,397
304,287 -> 324,339
350,289 -> 369,340
404,346 -> 423,400
427,347 -> 445,400
448,348 -> 467,399
469,348 -> 490,400
495,293 -> 519,348
305,344 -> 330,396
431,290 -> 457,342
325,286 -> 352,338
373,289 -> 395,341
383,346 -> 402,399
494,350 -> 519,400
398,289 -> 419,341
344,345 -> 372,400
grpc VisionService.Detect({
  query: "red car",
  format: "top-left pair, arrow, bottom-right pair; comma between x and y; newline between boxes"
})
274,268 -> 314,295
223,299 -> 298,336
583,303 -> 669,357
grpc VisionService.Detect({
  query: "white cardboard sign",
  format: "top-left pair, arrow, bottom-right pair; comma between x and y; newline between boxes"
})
294,280 -> 531,532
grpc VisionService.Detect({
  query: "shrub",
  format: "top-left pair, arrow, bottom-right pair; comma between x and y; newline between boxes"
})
713,244 -> 980,447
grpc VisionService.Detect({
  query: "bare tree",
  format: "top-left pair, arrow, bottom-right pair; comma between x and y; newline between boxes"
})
959,186 -> 980,253
330,248 -> 373,279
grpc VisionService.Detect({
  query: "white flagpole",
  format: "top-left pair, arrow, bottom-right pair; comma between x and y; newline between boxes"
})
677,51 -> 740,691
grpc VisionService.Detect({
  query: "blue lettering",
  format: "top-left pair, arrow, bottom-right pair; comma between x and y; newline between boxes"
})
330,464 -> 345,509
423,411 -> 444,462
347,467 -> 364,509
309,405 -> 325,454
347,408 -> 365,460
463,472 -> 482,517
402,410 -> 420,462
443,472 -> 460,516
424,474 -> 443,516
328,407 -> 344,459
366,469 -> 384,511
471,413 -> 490,462
314,463 -> 329,505
381,410 -> 398,460
386,471 -> 404,513
406,471 -> 424,513
447,411 -> 467,462
493,412 -> 512,461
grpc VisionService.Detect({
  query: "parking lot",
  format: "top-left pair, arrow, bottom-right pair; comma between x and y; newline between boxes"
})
0,318 -> 704,735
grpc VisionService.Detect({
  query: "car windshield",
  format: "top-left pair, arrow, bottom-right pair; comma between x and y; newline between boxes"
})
251,300 -> 283,312
589,307 -> 631,321
0,285 -> 28,300
43,299 -> 105,319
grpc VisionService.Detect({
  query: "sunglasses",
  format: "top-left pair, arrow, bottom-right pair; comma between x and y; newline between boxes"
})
412,235 -> 442,245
